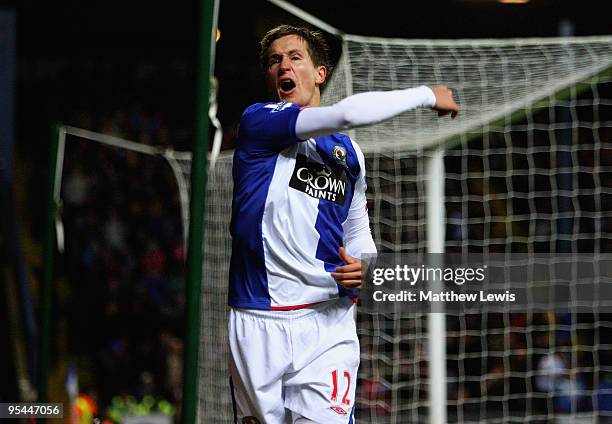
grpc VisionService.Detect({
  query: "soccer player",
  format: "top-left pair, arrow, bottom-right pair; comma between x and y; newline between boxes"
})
228,25 -> 459,424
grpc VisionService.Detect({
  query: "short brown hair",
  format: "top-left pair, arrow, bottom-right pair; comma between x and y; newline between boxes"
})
259,25 -> 333,89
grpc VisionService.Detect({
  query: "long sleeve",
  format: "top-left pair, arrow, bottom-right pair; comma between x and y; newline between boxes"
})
342,142 -> 376,258
295,85 -> 436,140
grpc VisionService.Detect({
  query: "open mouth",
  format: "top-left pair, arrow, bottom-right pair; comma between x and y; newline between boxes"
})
279,79 -> 296,94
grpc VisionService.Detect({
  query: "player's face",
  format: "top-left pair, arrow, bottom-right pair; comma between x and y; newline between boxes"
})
265,35 -> 327,107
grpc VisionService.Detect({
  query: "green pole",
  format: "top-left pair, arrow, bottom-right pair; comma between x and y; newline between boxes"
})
182,0 -> 218,422
39,124 -> 60,402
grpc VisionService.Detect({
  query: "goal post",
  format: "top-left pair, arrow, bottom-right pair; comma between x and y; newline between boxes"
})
39,123 -> 61,403
426,147 -> 447,424
183,0 -> 219,422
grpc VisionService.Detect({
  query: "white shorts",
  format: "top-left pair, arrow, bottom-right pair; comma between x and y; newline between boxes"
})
228,297 -> 359,424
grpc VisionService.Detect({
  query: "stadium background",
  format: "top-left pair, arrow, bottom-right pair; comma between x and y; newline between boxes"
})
1,0 -> 611,422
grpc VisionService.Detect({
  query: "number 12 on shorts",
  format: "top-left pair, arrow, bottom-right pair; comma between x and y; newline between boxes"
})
330,369 -> 351,405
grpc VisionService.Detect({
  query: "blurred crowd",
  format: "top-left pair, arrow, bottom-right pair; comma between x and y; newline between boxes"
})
59,104 -> 188,416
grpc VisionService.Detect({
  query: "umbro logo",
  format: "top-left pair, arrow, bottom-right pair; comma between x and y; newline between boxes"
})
264,102 -> 293,113
329,406 -> 348,415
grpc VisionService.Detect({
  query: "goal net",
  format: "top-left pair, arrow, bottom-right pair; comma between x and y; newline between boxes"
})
198,34 -> 612,423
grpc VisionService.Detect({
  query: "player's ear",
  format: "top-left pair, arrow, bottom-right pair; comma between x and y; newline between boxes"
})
315,65 -> 327,86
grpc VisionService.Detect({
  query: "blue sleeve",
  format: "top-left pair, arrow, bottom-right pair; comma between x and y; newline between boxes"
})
237,102 -> 303,152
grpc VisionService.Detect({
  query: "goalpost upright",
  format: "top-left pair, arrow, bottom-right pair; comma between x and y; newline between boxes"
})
182,0 -> 219,423
426,147 -> 447,424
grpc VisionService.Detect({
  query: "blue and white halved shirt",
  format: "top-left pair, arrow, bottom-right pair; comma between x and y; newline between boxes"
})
229,101 -> 369,310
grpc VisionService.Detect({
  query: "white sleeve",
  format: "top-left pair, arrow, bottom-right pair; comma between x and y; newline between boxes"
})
343,141 -> 376,258
295,85 -> 436,140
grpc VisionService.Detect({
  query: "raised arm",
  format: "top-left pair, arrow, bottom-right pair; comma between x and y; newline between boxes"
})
295,85 -> 459,140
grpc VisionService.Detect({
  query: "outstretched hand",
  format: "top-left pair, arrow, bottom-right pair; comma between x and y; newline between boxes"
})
331,247 -> 363,289
431,85 -> 460,119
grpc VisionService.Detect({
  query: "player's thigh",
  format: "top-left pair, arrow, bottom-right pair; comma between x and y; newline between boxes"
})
229,371 -> 286,424
228,308 -> 292,423
285,337 -> 359,423
284,301 -> 360,423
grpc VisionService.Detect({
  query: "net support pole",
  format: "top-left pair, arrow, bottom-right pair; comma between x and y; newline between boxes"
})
426,147 -> 446,424
182,0 -> 219,422
39,124 -> 61,402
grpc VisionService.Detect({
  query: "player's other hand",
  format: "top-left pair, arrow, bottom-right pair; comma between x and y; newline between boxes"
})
331,247 -> 363,289
431,85 -> 460,119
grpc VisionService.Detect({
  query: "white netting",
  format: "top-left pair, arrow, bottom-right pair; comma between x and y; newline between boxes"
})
323,35 -> 612,152
198,34 -> 612,423
198,153 -> 233,423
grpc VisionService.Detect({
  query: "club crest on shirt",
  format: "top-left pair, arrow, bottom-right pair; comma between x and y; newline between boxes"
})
333,145 -> 347,167
290,154 -> 348,206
